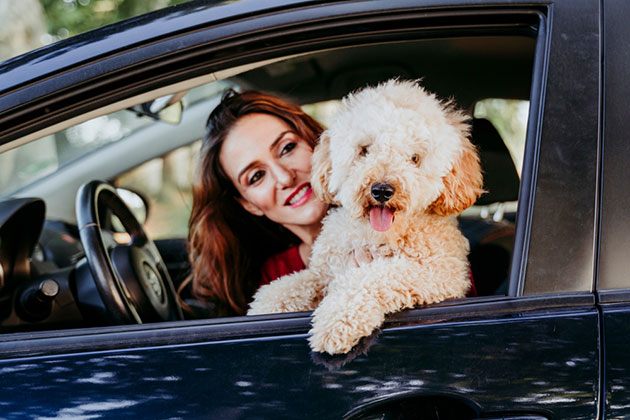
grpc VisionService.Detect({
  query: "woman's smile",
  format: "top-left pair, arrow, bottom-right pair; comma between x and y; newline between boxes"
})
285,183 -> 313,207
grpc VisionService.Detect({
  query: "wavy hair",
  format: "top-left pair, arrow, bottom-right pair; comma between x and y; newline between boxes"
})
184,89 -> 324,316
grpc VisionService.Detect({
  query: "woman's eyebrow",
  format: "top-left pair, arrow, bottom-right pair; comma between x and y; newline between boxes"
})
237,130 -> 293,184
269,130 -> 293,151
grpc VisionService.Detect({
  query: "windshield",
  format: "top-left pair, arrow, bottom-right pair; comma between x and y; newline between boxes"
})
0,109 -> 153,197
0,82 -> 226,198
1,1 -> 189,63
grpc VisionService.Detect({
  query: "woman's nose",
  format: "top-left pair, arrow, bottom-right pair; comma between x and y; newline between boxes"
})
271,163 -> 295,187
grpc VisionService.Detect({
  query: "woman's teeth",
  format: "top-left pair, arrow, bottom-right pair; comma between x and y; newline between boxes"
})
288,185 -> 309,205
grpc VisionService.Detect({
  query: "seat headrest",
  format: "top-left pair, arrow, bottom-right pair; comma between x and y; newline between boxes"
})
471,118 -> 520,206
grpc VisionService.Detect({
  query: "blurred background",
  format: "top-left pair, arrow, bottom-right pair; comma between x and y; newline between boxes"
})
0,0 -> 188,61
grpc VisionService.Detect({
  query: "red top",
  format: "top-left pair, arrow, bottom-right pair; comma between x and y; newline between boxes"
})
467,270 -> 477,297
259,245 -> 305,287
259,244 -> 478,297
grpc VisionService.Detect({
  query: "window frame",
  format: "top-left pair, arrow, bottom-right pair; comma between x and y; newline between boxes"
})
0,1 -> 602,358
597,0 -> 630,299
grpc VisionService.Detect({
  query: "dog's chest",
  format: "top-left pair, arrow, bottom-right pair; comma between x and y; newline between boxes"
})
312,211 -> 436,276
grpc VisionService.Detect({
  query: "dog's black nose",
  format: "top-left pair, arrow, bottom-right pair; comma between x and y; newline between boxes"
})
371,183 -> 395,203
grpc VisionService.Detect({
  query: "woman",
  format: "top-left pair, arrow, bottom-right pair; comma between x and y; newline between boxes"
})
185,89 -> 329,316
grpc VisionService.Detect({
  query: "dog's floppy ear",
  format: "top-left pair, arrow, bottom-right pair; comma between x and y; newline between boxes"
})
311,132 -> 337,204
429,113 -> 484,216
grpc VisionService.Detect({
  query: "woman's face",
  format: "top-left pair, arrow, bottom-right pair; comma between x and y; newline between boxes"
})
219,113 -> 328,236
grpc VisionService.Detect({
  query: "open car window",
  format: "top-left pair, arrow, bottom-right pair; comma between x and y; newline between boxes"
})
0,31 -> 539,335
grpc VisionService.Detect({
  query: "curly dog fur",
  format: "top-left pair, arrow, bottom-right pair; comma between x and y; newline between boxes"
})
248,79 -> 484,355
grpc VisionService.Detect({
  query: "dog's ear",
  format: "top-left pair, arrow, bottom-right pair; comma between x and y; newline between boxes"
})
429,114 -> 484,216
311,132 -> 337,204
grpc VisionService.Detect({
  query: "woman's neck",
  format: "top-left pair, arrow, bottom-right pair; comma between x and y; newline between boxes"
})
289,222 -> 321,246
286,222 -> 322,266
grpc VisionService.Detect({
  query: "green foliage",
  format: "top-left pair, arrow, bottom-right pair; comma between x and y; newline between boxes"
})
40,0 -> 190,38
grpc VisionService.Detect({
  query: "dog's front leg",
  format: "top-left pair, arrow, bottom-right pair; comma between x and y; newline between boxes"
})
248,269 -> 329,315
308,256 -> 467,355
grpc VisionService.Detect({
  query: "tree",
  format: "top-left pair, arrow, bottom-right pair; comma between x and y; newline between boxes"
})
39,0 -> 189,39
0,0 -> 47,193
0,0 -> 46,60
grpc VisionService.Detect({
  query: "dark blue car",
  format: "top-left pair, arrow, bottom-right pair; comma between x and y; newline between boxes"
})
0,0 -> 627,418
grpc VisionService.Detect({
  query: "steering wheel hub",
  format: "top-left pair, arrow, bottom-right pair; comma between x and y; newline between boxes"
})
142,263 -> 164,304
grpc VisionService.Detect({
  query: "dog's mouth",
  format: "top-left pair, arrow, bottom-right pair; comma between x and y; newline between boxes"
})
368,205 -> 395,232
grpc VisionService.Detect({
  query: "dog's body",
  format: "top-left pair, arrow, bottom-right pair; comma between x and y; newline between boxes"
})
248,80 -> 484,355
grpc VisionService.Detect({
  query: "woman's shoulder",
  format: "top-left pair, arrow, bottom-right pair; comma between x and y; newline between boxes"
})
259,245 -> 306,286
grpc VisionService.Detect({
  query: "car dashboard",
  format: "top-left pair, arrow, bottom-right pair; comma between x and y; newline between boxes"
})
0,197 -> 113,331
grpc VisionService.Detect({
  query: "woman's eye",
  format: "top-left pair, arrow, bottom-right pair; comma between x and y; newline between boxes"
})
359,145 -> 369,157
280,142 -> 297,155
248,170 -> 264,185
411,153 -> 421,165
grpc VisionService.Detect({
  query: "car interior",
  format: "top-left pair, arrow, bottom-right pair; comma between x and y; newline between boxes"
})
0,33 -> 535,331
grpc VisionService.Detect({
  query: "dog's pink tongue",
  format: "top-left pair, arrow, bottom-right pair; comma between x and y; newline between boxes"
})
369,206 -> 394,232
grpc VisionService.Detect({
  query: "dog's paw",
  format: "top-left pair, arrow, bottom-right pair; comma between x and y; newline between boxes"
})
310,330 -> 381,370
247,297 -> 285,315
247,282 -> 298,315
248,297 -> 310,315
308,328 -> 353,355
247,300 -> 288,315
308,317 -> 376,355
309,294 -> 384,354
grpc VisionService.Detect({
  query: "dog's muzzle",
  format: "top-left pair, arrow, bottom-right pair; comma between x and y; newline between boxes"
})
370,183 -> 395,203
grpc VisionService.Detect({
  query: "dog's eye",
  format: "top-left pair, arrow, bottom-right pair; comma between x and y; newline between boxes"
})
411,153 -> 421,165
359,145 -> 369,157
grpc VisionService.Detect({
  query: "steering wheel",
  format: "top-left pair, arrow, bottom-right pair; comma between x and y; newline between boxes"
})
76,180 -> 183,323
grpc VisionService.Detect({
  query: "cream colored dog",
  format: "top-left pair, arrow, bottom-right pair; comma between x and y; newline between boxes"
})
248,79 -> 484,355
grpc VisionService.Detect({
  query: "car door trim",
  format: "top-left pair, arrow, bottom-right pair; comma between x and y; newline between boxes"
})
0,293 -> 593,360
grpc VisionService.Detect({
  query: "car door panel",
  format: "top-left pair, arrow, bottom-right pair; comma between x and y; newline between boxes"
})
0,0 -> 603,418
0,298 -> 598,418
598,304 -> 630,419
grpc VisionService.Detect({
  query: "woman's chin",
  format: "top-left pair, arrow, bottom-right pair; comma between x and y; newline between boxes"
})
279,200 -> 328,227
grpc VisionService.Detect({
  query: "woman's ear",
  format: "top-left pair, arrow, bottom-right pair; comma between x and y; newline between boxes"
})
429,115 -> 485,216
311,132 -> 337,204
237,197 -> 265,217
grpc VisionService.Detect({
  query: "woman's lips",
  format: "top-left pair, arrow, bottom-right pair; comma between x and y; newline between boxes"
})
285,183 -> 313,207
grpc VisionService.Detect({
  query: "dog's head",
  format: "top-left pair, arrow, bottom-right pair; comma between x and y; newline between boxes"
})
312,79 -> 484,232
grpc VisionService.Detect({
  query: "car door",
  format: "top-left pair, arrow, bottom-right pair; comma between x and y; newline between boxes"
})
0,0 -> 601,418
597,0 -> 630,418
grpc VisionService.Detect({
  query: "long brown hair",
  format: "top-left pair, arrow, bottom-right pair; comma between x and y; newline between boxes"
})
185,89 -> 324,316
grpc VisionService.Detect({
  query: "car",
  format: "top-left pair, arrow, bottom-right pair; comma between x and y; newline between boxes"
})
0,0 -> 625,418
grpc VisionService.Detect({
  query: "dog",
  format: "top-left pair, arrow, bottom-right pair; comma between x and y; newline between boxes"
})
248,79 -> 484,355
